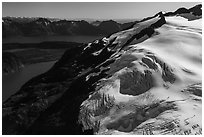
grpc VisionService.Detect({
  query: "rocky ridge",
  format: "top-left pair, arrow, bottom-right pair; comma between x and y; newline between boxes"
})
2,4 -> 202,135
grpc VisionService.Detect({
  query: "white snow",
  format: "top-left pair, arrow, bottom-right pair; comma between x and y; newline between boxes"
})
80,15 -> 202,135
165,16 -> 202,30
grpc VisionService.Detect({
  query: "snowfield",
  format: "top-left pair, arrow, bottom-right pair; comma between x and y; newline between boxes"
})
2,4 -> 202,135
79,15 -> 202,135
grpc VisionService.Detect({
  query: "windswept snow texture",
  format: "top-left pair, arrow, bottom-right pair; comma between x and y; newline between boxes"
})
2,5 -> 202,135
79,15 -> 202,134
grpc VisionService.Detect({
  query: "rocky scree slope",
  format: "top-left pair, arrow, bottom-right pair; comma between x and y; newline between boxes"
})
2,4 -> 202,135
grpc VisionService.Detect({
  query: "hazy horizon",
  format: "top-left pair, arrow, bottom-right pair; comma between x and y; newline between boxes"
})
2,2 -> 201,20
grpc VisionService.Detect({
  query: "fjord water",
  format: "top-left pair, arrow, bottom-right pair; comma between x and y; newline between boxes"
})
2,61 -> 56,102
2,35 -> 104,102
3,35 -> 104,44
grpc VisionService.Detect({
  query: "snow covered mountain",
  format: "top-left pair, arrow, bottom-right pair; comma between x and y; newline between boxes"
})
2,17 -> 134,37
2,4 -> 202,135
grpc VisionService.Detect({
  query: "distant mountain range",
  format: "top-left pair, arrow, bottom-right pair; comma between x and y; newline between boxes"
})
2,4 -> 202,135
2,17 -> 136,38
3,4 -> 201,38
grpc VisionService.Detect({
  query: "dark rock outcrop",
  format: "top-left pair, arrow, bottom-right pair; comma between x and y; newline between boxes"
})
2,4 -> 202,135
2,11 -> 167,134
164,4 -> 202,17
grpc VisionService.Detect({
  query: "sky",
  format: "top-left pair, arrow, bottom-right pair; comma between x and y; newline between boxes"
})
2,2 -> 201,20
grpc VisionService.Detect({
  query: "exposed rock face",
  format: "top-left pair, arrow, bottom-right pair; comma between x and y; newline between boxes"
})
164,4 -> 202,17
2,4 -> 202,135
2,52 -> 24,74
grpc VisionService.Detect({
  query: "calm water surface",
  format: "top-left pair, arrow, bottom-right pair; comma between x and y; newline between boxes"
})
2,61 -> 56,102
2,35 -> 105,102
3,35 -> 105,44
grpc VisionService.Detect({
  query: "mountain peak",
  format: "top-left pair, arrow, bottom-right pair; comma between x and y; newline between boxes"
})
2,4 -> 202,135
164,4 -> 202,16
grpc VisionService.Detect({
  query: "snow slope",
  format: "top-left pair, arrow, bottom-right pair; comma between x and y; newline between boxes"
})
79,13 -> 202,135
2,4 -> 202,135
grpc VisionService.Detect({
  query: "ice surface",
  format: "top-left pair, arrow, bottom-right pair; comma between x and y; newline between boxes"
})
79,15 -> 202,135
